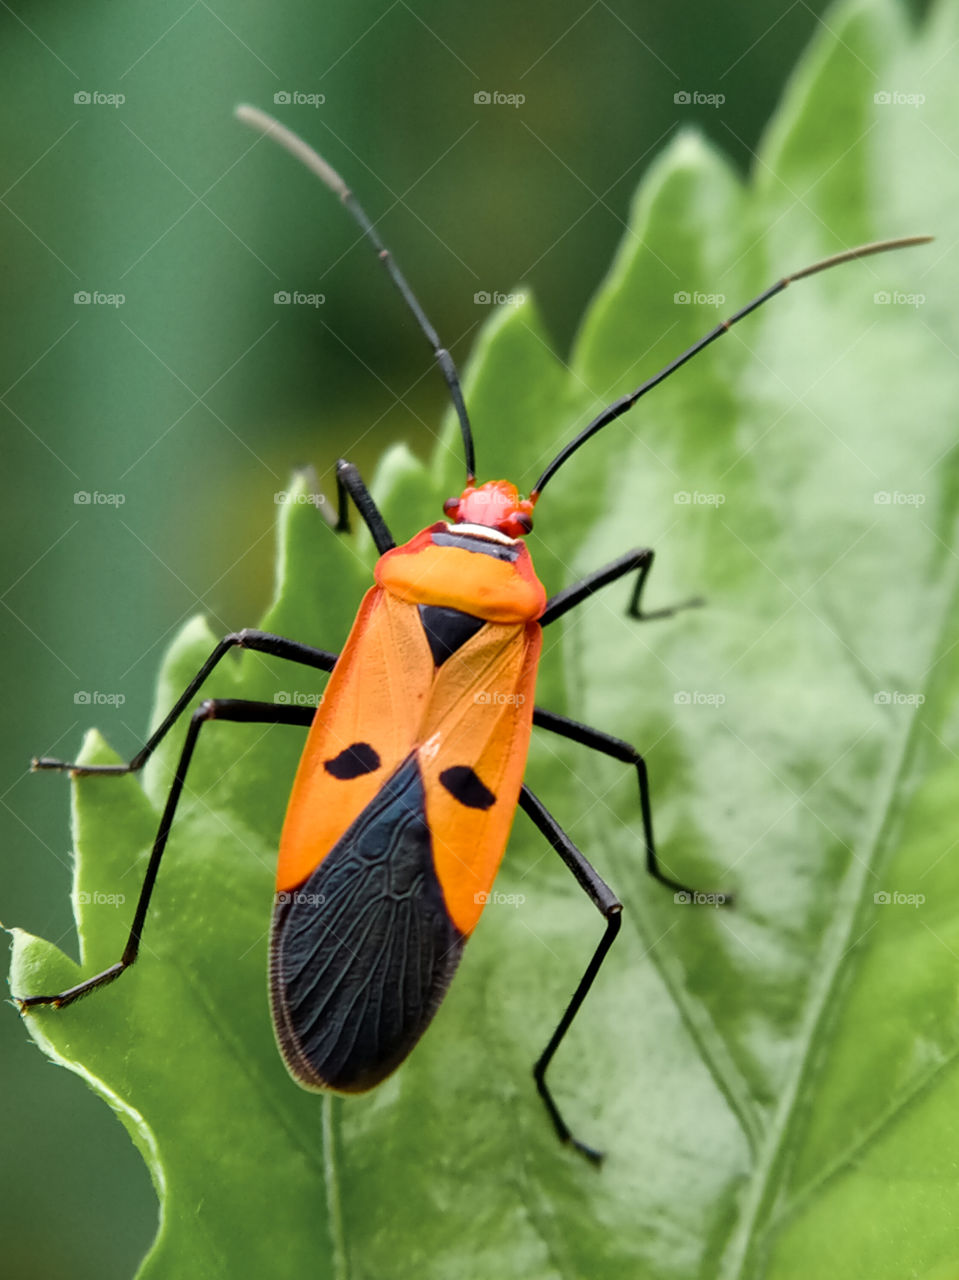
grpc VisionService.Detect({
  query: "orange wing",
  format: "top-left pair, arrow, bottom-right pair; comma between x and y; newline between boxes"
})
276,587 -> 540,935
414,620 -> 540,933
276,586 -> 433,892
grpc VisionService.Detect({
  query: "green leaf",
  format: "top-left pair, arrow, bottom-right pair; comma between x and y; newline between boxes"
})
8,1 -> 959,1275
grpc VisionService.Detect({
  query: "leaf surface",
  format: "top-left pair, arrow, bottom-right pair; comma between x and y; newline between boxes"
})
9,3 -> 959,1275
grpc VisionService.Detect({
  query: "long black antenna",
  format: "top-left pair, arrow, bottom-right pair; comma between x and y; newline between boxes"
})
532,235 -> 932,499
236,104 -> 476,483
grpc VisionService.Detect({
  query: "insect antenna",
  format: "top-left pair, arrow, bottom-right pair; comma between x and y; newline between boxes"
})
531,235 -> 932,500
236,104 -> 476,483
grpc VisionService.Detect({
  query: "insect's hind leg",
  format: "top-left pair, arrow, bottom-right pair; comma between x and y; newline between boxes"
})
533,706 -> 729,902
540,547 -> 703,626
33,631 -> 337,777
519,784 -> 621,1165
18,698 -> 315,1011
334,458 -> 396,553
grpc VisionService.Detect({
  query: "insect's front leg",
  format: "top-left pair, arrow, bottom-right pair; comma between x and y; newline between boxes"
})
334,458 -> 396,553
540,547 -> 704,626
33,631 -> 336,776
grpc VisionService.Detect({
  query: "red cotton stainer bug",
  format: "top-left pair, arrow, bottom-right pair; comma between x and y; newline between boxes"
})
16,104 -> 931,1163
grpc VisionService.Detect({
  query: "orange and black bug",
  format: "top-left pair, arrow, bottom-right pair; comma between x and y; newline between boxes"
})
16,105 -> 930,1162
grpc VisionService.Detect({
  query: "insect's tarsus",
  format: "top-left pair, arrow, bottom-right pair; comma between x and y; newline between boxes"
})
530,234 -> 933,499
235,103 -> 476,484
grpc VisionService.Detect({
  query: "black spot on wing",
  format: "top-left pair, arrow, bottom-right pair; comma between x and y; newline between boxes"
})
439,765 -> 495,810
324,742 -> 381,780
417,604 -> 485,665
270,753 -> 464,1092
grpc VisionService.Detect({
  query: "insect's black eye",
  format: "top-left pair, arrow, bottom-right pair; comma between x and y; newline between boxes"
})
443,496 -> 460,518
514,512 -> 533,534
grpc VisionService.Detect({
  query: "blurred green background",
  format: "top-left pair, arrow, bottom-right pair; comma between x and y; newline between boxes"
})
0,0 -> 932,1275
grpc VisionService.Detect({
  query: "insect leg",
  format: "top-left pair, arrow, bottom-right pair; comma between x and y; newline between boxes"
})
540,546 -> 703,626
519,784 -> 621,1164
533,707 -> 726,901
18,698 -> 315,1011
33,631 -> 337,776
334,458 -> 396,553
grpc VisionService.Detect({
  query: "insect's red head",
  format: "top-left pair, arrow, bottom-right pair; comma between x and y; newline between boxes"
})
443,479 -> 535,538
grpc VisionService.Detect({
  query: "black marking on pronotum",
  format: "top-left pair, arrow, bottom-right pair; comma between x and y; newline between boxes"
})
324,742 -> 381,780
431,530 -> 522,562
418,604 -> 486,666
439,765 -> 496,810
270,753 -> 465,1092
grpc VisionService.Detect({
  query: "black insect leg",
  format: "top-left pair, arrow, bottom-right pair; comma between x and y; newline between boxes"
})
33,632 -> 337,776
334,459 -> 396,553
540,547 -> 703,626
18,698 -> 315,1011
531,707 -> 708,899
519,784 -> 622,1164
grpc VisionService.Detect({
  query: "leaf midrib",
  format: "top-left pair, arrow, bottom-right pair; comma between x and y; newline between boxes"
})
717,552 -> 959,1280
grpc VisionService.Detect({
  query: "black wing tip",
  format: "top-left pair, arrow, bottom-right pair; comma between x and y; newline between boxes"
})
269,920 -> 465,1094
268,755 -> 467,1095
271,1017 -> 395,1094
